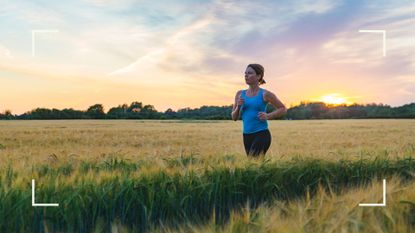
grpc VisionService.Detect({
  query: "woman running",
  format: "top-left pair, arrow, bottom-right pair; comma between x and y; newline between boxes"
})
231,64 -> 287,157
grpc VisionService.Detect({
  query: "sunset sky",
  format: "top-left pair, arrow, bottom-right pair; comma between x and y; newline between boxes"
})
1,0 -> 414,114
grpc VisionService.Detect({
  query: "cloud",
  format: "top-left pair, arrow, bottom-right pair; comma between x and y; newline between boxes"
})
85,0 -> 136,7
1,0 -> 414,111
395,75 -> 415,84
0,1 -> 65,25
0,44 -> 13,59
320,1 -> 415,84
107,0 -> 343,82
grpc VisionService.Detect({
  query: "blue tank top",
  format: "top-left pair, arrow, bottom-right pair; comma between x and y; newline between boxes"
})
241,88 -> 268,134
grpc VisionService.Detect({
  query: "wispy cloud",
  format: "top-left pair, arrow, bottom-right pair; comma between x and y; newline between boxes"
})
0,43 -> 13,59
1,0 -> 414,114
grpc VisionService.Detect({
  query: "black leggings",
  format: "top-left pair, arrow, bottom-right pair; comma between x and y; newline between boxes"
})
243,129 -> 271,157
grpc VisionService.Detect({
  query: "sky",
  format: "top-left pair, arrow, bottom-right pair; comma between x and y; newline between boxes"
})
0,0 -> 414,114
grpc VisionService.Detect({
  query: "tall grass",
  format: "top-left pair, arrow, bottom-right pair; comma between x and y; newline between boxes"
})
158,178 -> 415,233
1,119 -> 414,232
1,157 -> 415,232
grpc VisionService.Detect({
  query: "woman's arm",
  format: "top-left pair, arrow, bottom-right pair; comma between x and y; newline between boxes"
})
231,90 -> 243,121
264,90 -> 287,119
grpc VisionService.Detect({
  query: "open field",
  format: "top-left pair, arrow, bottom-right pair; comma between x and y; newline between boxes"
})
1,119 -> 414,169
0,119 -> 414,232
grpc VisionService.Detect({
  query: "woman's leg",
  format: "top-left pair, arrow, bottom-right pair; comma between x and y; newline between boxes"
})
248,129 -> 271,157
243,133 -> 255,156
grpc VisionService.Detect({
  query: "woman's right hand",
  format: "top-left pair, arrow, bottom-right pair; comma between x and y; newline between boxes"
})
232,91 -> 244,121
237,96 -> 244,108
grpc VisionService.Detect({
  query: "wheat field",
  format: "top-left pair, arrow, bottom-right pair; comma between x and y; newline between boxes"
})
0,119 -> 414,233
1,119 -> 414,168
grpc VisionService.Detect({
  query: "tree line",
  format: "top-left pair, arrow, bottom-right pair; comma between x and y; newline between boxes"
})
1,101 -> 414,120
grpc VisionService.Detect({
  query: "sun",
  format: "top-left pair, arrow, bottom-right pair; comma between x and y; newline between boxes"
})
319,93 -> 352,105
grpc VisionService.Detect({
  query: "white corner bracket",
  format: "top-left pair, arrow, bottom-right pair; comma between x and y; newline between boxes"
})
359,179 -> 386,207
358,29 -> 386,57
32,179 -> 59,207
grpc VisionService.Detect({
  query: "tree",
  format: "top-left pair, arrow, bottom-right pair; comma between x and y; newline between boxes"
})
141,104 -> 159,118
107,104 -> 128,119
164,108 -> 176,119
126,101 -> 143,119
27,108 -> 53,119
394,103 -> 415,118
309,102 -> 328,119
86,104 -> 105,119
0,110 -> 13,120
128,102 -> 143,112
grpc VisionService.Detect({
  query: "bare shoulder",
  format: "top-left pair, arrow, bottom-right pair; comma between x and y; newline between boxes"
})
262,88 -> 285,108
262,88 -> 272,95
261,88 -> 275,101
235,89 -> 243,97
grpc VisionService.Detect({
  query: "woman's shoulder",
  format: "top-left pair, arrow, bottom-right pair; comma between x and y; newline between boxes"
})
261,88 -> 275,102
262,88 -> 277,94
235,89 -> 245,96
261,88 -> 272,95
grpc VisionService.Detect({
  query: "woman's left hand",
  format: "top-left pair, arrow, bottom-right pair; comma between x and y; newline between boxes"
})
258,112 -> 269,121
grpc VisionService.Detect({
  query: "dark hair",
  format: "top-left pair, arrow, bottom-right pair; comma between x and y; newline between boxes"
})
247,63 -> 265,85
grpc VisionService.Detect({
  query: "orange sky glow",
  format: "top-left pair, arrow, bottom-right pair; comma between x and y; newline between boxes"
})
1,1 -> 414,114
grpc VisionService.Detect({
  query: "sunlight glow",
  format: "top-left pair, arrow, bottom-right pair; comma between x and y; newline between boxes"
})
319,93 -> 352,105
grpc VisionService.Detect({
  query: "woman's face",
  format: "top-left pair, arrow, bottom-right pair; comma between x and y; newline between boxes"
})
245,66 -> 260,85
